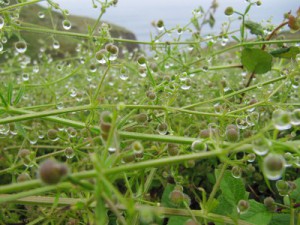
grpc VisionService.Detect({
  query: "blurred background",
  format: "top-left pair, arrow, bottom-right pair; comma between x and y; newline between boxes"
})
39,0 -> 299,41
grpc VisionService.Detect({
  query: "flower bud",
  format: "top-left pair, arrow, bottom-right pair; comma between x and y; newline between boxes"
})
38,159 -> 68,185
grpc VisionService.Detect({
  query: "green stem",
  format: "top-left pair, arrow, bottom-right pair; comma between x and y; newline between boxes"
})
0,0 -> 42,13
93,65 -> 111,103
207,163 -> 228,208
183,75 -> 286,109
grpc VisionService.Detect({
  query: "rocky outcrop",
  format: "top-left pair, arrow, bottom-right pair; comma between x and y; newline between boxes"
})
11,2 -> 139,58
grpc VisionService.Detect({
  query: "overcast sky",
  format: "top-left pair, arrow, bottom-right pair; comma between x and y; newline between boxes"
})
39,0 -> 299,40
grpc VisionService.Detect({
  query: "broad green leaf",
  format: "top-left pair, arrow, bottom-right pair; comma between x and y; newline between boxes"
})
218,170 -> 247,205
213,195 -> 237,216
269,214 -> 292,225
167,216 -> 190,225
290,177 -> 300,202
270,46 -> 300,59
240,200 -> 272,225
244,20 -> 264,36
241,48 -> 273,74
161,183 -> 175,208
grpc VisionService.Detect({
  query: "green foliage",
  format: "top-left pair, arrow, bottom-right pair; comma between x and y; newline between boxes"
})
270,46 -> 300,59
240,200 -> 272,225
244,20 -> 264,36
241,48 -> 273,74
213,170 -> 247,217
0,0 -> 299,224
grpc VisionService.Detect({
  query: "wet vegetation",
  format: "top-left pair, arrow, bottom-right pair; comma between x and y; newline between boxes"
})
0,0 -> 300,225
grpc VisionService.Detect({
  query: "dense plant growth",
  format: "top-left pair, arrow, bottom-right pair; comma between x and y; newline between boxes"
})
0,0 -> 300,224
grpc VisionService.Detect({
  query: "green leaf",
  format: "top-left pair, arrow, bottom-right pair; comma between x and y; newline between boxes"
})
269,214 -> 292,225
241,48 -> 273,74
270,46 -> 300,59
0,91 -> 8,107
240,200 -> 272,225
209,13 -> 215,28
13,86 -> 25,105
218,170 -> 247,205
167,216 -> 190,225
244,20 -> 264,36
7,83 -> 13,106
290,177 -> 300,202
161,183 -> 175,208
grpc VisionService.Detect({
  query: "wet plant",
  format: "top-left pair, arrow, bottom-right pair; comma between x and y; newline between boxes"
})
0,0 -> 300,225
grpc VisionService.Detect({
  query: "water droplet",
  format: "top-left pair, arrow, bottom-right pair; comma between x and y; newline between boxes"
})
272,109 -> 291,130
157,123 -> 168,135
291,109 -> 300,125
263,153 -> 286,180
38,11 -> 45,19
247,153 -> 256,162
119,67 -> 128,80
235,118 -> 248,130
0,124 -> 10,135
47,129 -> 59,141
137,56 -> 147,67
70,88 -> 77,97
0,16 -> 4,29
56,102 -> 64,109
53,40 -> 60,49
89,63 -> 97,73
180,78 -> 191,90
283,152 -> 294,167
15,41 -> 27,53
28,131 -> 38,144
62,19 -> 72,30
2,36 -> 7,43
237,200 -> 249,214
191,140 -> 207,152
246,112 -> 259,126
231,166 -> 242,178
22,73 -> 29,81
64,147 -> 75,159
252,138 -> 270,156
66,127 -> 77,138
95,49 -> 107,64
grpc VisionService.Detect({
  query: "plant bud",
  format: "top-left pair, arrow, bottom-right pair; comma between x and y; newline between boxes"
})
224,7 -> 234,16
38,159 -> 68,185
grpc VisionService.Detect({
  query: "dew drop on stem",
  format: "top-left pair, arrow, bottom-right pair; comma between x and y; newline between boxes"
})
263,153 -> 286,180
15,41 -> 27,53
62,19 -> 72,30
272,109 -> 291,130
0,16 -> 4,29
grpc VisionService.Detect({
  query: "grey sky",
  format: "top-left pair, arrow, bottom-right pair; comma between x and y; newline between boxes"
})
40,1 -> 299,40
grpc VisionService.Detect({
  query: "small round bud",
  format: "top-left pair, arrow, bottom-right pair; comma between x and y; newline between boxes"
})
105,43 -> 119,56
169,190 -> 184,206
135,113 -> 148,123
100,111 -> 112,133
38,159 -> 68,185
184,219 -> 198,225
224,7 -> 234,16
264,197 -> 277,212
146,91 -> 156,101
199,129 -> 210,138
17,173 -> 31,182
18,149 -> 31,158
167,143 -> 179,156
